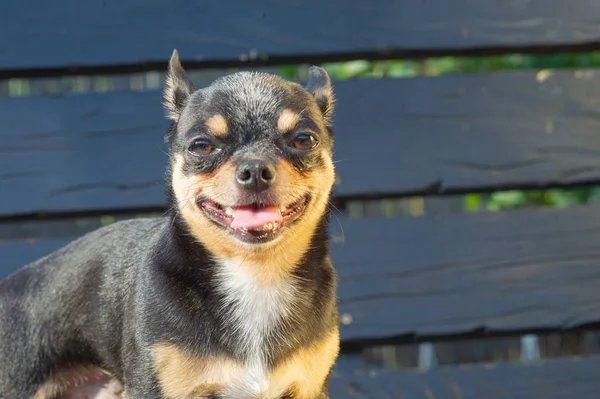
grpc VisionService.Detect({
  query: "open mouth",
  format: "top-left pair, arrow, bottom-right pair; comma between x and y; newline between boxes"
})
197,194 -> 311,243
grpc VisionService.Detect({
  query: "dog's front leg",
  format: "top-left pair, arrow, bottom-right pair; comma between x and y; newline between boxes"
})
121,382 -> 165,399
120,361 -> 166,399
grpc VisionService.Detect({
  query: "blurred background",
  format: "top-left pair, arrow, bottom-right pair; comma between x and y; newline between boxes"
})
7,52 -> 600,215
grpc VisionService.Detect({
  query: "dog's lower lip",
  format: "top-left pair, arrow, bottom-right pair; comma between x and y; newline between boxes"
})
197,195 -> 310,242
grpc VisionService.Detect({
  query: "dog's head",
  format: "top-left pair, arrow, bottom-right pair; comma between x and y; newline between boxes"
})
164,51 -> 335,261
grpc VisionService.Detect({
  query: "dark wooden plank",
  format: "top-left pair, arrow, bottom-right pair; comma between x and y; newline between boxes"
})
0,238 -> 71,280
0,90 -> 167,216
5,68 -> 600,217
331,204 -> 600,341
4,0 -> 600,74
3,204 -> 600,341
330,354 -> 600,398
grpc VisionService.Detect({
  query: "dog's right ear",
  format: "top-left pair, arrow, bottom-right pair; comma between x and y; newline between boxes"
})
163,49 -> 196,121
305,66 -> 335,127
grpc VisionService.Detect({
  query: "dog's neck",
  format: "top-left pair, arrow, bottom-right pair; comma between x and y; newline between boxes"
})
164,206 -> 335,364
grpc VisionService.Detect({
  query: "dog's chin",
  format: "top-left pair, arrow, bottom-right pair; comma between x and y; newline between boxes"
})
196,194 -> 311,245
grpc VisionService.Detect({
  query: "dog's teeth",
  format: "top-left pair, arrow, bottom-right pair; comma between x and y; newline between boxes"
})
225,207 -> 233,217
262,222 -> 279,231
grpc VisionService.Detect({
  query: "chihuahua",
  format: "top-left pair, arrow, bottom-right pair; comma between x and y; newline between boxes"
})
0,51 -> 339,399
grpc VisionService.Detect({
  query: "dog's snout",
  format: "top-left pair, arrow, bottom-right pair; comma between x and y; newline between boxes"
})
236,159 -> 276,191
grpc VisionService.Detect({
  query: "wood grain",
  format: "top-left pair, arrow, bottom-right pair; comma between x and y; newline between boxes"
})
4,0 -> 600,74
3,204 -> 600,340
330,354 -> 600,399
4,69 -> 600,217
330,204 -> 600,341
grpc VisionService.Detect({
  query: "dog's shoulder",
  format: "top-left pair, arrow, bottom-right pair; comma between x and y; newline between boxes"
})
1,217 -> 168,290
57,217 -> 168,258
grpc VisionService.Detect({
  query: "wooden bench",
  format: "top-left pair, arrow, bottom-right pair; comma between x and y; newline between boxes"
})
3,1 -> 600,397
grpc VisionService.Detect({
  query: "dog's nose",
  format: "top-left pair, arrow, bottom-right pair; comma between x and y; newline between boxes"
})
236,159 -> 277,191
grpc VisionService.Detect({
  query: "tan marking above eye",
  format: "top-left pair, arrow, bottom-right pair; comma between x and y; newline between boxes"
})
277,109 -> 300,133
205,114 -> 228,137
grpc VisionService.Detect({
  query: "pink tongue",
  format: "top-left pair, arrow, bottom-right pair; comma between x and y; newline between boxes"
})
230,206 -> 283,230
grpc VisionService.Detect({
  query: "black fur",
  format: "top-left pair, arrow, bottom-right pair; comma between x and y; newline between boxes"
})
0,51 -> 338,399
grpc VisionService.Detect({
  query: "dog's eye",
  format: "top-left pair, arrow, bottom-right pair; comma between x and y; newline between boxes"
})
188,139 -> 218,155
289,134 -> 318,150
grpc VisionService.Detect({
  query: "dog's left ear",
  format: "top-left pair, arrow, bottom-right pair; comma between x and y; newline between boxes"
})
305,66 -> 335,126
163,49 -> 196,121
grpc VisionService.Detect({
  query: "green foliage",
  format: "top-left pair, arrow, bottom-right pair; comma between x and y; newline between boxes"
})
100,215 -> 115,226
278,51 -> 600,81
486,191 -> 536,211
8,79 -> 30,96
464,193 -> 483,213
93,76 -> 111,92
465,188 -> 599,212
277,65 -> 302,80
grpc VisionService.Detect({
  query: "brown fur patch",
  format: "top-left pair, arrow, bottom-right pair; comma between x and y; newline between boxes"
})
33,365 -> 124,399
268,327 -> 340,399
171,151 -> 335,284
205,114 -> 228,137
277,109 -> 300,133
153,327 -> 339,398
153,344 -> 240,398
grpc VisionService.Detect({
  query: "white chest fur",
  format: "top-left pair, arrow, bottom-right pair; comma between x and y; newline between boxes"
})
154,257 -> 338,399
215,258 -> 298,397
